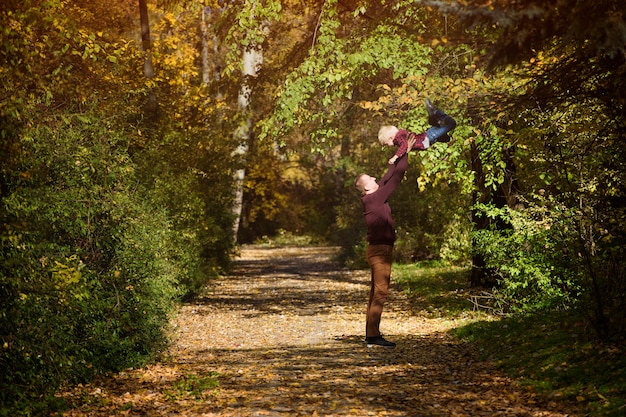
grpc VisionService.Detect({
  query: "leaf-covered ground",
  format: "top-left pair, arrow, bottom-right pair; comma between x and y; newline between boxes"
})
57,246 -> 581,416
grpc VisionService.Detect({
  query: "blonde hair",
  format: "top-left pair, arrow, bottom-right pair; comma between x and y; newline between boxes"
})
378,125 -> 398,145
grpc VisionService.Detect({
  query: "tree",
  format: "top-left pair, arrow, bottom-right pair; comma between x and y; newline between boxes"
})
230,4 -> 270,241
0,1 -> 238,412
256,0 -> 487,259
435,0 -> 626,338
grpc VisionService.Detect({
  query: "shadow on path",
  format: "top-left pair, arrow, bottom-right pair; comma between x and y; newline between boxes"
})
194,246 -> 366,317
57,246 -> 580,417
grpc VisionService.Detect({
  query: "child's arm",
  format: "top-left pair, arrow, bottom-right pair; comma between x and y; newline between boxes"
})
395,136 -> 409,158
388,135 -> 417,165
388,131 -> 409,164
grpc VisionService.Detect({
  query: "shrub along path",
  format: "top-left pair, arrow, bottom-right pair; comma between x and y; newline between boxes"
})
58,246 -> 580,416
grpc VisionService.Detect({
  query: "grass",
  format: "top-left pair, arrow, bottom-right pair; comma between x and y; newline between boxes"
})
393,261 -> 481,319
164,373 -> 220,401
394,260 -> 626,417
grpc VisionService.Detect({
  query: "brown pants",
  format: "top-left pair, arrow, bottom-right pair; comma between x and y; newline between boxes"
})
365,244 -> 393,337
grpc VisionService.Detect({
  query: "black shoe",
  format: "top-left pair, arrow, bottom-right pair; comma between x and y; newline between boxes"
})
365,336 -> 396,348
438,133 -> 451,143
425,98 -> 440,126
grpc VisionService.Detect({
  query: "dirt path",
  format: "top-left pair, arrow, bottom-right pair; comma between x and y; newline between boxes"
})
59,246 -> 579,416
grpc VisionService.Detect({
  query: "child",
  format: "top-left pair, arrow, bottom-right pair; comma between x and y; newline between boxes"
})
378,127 -> 428,165
378,99 -> 457,165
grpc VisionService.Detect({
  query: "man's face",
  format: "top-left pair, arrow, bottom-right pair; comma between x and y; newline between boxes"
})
359,175 -> 379,194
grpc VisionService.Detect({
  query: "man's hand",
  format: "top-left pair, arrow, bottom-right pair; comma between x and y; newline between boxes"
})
388,155 -> 398,165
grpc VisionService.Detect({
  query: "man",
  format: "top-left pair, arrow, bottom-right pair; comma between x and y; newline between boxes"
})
355,99 -> 457,348
354,135 -> 417,348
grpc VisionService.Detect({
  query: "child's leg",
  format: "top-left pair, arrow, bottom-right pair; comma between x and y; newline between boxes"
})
425,108 -> 456,145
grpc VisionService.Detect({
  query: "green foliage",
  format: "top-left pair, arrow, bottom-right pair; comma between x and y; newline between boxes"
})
0,114 -> 186,410
437,213 -> 473,265
222,0 -> 282,74
471,202 -> 581,313
470,169 -> 626,340
259,0 -> 433,151
500,69 -> 626,340
393,181 -> 471,264
1,1 -> 235,414
133,131 -> 236,296
447,0 -> 625,339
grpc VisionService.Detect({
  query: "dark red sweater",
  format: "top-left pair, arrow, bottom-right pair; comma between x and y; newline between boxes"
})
361,153 -> 409,246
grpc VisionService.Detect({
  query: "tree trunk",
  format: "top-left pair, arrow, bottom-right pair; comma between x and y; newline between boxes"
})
138,0 -> 157,120
232,40 -> 264,242
201,8 -> 210,85
201,6 -> 222,93
469,140 -> 490,287
469,140 -> 520,287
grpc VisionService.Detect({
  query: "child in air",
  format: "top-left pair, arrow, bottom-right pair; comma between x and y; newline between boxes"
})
378,99 -> 457,164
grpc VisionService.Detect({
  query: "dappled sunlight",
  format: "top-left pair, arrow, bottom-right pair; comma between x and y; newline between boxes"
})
58,246 -> 579,416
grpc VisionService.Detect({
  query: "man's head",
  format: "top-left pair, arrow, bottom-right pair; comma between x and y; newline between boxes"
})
354,173 -> 379,196
378,125 -> 399,147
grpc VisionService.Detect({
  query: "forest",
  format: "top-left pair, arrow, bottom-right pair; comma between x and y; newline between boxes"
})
1,0 -> 624,414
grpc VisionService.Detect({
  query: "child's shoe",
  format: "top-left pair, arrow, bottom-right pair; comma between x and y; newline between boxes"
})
438,133 -> 451,143
426,98 -> 441,126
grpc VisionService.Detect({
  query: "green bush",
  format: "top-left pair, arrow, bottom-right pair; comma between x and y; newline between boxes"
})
132,126 -> 237,295
471,196 -> 626,341
391,169 -> 470,264
0,114 -> 188,412
471,203 -> 580,313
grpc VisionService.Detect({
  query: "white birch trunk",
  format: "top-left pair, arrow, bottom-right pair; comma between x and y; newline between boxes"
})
232,43 -> 263,241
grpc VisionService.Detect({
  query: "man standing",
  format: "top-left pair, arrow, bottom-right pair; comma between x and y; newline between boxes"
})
355,100 -> 456,347
354,136 -> 417,348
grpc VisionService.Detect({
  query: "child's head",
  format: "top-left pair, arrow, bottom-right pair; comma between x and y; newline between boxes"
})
378,125 -> 399,147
